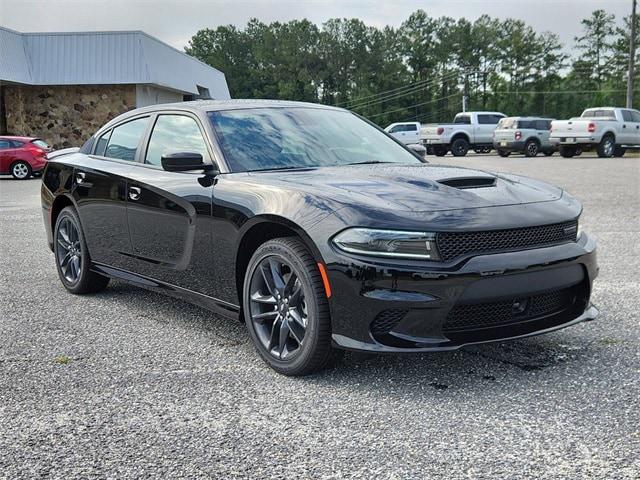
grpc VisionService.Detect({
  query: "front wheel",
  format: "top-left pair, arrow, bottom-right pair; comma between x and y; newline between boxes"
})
11,161 -> 32,180
54,207 -> 110,294
243,237 -> 333,376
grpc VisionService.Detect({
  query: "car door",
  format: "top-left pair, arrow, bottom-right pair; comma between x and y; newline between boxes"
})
536,120 -> 552,149
620,110 -> 634,144
475,114 -> 502,144
0,139 -> 12,173
124,112 -> 218,296
74,116 -> 149,269
625,110 -> 640,145
405,123 -> 420,143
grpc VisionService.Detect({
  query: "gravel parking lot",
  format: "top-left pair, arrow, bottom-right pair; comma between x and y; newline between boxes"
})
1,153 -> 639,478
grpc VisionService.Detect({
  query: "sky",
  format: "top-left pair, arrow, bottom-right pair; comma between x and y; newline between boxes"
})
0,0 -> 632,53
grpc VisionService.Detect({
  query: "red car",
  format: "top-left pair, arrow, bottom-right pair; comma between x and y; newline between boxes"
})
0,136 -> 51,179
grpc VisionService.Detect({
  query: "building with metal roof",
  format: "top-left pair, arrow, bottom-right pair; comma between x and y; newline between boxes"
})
0,27 -> 231,148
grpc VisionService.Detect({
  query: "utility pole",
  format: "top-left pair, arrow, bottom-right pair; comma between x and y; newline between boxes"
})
627,0 -> 637,108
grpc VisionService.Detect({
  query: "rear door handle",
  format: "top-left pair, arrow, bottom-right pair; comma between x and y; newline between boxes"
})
76,172 -> 86,184
128,186 -> 141,201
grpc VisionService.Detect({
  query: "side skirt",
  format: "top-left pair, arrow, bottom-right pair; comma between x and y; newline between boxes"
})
91,262 -> 241,321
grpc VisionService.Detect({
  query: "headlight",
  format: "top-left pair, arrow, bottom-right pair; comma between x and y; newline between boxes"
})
332,228 -> 440,260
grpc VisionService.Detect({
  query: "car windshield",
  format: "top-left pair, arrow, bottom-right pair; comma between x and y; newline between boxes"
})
498,118 -> 518,129
207,107 -> 423,172
32,139 -> 50,149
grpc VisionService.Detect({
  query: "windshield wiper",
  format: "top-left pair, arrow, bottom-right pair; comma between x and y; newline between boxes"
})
344,160 -> 393,166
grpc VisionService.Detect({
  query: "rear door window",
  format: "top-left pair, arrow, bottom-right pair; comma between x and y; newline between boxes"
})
104,117 -> 149,161
631,110 -> 640,122
478,114 -> 503,125
454,115 -> 471,124
622,110 -> 634,122
0,140 -> 11,149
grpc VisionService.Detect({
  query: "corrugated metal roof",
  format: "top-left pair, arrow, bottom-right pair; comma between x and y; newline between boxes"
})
0,27 -> 230,98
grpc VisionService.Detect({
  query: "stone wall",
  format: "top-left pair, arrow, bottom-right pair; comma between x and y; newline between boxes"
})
4,85 -> 136,149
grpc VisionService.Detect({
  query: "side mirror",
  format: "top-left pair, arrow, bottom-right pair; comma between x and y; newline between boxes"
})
161,152 -> 214,172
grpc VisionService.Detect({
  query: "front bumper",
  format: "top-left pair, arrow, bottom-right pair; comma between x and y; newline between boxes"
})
326,232 -> 598,353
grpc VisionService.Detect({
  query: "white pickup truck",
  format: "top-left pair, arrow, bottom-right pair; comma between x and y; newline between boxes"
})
421,111 -> 506,157
384,122 -> 422,145
550,107 -> 640,158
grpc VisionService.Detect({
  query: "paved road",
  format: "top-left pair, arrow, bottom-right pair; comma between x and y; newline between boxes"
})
1,155 -> 639,478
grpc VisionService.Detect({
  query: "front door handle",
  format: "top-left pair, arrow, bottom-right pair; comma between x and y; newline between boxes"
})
76,172 -> 86,184
128,186 -> 141,201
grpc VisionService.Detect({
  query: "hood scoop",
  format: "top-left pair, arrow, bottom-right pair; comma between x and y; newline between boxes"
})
437,176 -> 497,189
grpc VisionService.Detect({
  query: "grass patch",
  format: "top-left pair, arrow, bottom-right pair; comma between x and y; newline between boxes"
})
55,355 -> 71,365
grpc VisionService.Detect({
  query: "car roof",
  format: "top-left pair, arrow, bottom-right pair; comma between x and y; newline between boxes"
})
502,116 -> 554,120
98,99 -> 348,135
133,99 -> 344,115
0,136 -> 38,142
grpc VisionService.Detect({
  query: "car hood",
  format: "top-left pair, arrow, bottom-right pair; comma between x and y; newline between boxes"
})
246,163 -> 562,213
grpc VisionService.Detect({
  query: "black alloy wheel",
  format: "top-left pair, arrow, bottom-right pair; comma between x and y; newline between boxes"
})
243,237 -> 332,375
249,256 -> 308,360
56,216 -> 83,284
451,138 -> 469,157
54,207 -> 110,294
524,139 -> 539,157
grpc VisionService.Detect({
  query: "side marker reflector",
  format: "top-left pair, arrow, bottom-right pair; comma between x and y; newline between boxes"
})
317,262 -> 332,298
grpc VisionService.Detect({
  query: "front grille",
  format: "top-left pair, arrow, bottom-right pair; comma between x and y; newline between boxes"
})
371,309 -> 408,336
443,287 -> 576,333
436,220 -> 578,262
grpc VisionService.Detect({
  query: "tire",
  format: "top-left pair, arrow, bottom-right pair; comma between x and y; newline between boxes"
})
243,237 -> 332,376
524,139 -> 539,157
32,171 -> 43,178
596,135 -> 615,158
497,149 -> 511,158
614,146 -> 626,157
451,138 -> 469,157
559,145 -> 577,158
544,150 -> 554,157
433,146 -> 447,157
10,161 -> 32,180
54,206 -> 110,294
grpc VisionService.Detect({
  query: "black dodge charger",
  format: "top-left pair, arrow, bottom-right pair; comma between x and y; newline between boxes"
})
41,100 -> 599,375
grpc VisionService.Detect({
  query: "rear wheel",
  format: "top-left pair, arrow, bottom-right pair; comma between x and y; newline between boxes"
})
451,138 -> 469,157
559,145 -> 577,158
10,161 -> 31,180
54,207 -> 110,294
497,149 -> 511,157
524,139 -> 539,157
597,135 -> 615,158
243,237 -> 332,376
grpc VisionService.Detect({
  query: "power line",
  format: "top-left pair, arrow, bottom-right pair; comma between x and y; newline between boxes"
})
341,70 -> 471,109
366,93 -> 462,119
